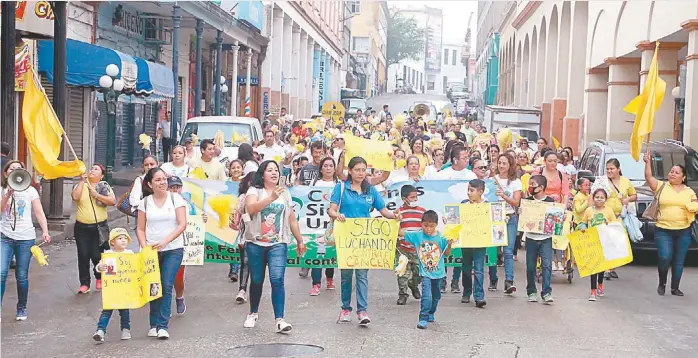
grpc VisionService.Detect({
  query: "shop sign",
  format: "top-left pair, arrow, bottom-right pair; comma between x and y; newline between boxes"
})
13,1 -> 54,38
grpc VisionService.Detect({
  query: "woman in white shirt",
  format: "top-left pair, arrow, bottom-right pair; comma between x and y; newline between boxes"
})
1,160 -> 51,321
242,160 -> 306,333
129,155 -> 159,215
493,153 -> 523,294
136,167 -> 187,340
424,148 -> 445,180
160,145 -> 190,178
308,157 -> 339,296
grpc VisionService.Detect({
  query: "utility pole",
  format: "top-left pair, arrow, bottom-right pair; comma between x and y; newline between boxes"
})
48,1 -> 67,221
0,1 -> 16,148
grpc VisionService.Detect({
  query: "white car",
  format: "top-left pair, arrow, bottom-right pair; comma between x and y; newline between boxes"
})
180,116 -> 263,164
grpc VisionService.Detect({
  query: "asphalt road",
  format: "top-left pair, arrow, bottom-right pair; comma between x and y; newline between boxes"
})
2,215 -> 698,358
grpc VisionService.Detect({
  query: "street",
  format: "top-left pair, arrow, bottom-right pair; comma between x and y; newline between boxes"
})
366,93 -> 449,115
2,214 -> 697,358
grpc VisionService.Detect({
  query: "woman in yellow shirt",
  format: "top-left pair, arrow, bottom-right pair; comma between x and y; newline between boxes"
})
409,138 -> 431,177
71,164 -> 116,294
644,150 -> 698,297
578,188 -> 617,301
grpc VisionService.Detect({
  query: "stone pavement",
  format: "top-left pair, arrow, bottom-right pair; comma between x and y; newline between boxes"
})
2,216 -> 697,358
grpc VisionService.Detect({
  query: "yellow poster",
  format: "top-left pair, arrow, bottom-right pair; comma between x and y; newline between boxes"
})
334,218 -> 399,269
183,214 -> 205,266
344,134 -> 395,171
448,202 -> 508,248
567,222 -> 633,277
101,246 -> 162,310
321,101 -> 345,124
552,212 -> 573,250
518,200 -> 567,235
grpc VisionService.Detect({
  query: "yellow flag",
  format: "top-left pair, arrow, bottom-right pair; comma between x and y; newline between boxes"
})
190,167 -> 207,180
623,42 -> 666,161
552,137 -> 560,150
22,67 -> 85,179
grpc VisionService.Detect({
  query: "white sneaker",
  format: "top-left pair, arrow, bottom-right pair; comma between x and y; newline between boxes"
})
157,329 -> 170,340
243,313 -> 259,328
147,328 -> 158,337
121,329 -> 131,340
92,329 -> 105,343
236,289 -> 247,304
276,318 -> 292,333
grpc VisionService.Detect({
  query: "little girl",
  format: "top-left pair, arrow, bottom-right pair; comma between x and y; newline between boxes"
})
578,188 -> 617,301
572,178 -> 591,228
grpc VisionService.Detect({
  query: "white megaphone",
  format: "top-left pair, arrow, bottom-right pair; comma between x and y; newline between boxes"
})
7,169 -> 32,192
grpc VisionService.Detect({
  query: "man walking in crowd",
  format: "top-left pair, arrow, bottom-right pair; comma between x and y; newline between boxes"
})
195,139 -> 227,180
160,111 -> 173,162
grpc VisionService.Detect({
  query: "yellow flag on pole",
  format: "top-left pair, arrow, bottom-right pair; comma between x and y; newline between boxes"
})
623,42 -> 666,161
22,66 -> 85,179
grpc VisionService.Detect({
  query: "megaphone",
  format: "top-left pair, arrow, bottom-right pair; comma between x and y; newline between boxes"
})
8,169 -> 32,192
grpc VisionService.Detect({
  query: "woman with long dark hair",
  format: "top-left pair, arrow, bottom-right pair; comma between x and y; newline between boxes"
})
136,167 -> 187,339
309,157 -> 339,296
239,143 -> 259,177
410,138 -> 431,177
493,153 -> 522,294
1,160 -> 51,321
242,160 -> 306,333
329,156 -> 401,326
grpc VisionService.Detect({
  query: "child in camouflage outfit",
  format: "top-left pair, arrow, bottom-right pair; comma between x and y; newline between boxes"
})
396,185 -> 424,305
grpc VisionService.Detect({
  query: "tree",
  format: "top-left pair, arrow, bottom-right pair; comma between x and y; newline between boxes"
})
387,12 -> 426,66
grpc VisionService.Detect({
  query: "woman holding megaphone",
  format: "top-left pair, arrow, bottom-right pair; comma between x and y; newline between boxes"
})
1,160 -> 51,321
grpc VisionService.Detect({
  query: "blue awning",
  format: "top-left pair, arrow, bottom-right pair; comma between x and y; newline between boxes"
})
135,58 -> 175,99
38,39 -> 138,92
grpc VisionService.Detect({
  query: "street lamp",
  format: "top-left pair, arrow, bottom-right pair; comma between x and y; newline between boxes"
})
99,64 -> 124,184
671,86 -> 684,141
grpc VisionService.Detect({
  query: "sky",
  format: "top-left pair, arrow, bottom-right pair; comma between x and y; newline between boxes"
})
389,0 -> 478,51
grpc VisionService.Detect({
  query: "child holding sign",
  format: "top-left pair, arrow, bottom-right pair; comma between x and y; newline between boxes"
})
92,228 -> 133,343
459,179 -> 489,308
523,175 -> 555,304
401,210 -> 452,329
577,188 -> 617,301
396,185 -> 425,306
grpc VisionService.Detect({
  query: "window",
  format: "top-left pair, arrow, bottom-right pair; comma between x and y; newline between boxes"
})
452,50 -> 457,65
427,81 -> 435,90
444,49 -> 449,64
352,37 -> 369,52
349,1 -> 360,14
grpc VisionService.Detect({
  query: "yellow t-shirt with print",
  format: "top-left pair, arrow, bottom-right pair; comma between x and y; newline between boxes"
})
582,206 -> 617,228
655,181 -> 697,230
607,176 -> 637,216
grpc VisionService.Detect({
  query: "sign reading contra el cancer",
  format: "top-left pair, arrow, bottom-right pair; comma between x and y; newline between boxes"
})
334,218 -> 399,269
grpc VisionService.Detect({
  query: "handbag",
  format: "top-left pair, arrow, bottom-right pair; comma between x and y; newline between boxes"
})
116,178 -> 140,217
324,181 -> 345,245
642,181 -> 666,221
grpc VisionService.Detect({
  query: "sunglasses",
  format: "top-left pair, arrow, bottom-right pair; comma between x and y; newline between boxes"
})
475,165 -> 488,170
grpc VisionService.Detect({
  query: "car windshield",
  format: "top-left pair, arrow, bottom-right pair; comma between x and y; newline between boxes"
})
347,99 -> 367,110
650,151 -> 698,181
451,85 -> 465,92
180,122 -> 252,147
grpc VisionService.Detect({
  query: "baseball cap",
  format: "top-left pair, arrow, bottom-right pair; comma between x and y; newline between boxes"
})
167,176 -> 183,187
108,228 -> 132,245
336,133 -> 345,140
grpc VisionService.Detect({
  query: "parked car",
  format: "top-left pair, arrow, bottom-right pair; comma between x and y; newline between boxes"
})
180,116 -> 263,165
577,139 -> 698,251
341,98 -> 368,118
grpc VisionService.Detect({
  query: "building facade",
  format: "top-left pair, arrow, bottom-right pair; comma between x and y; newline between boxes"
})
349,1 -> 388,97
498,1 -> 698,153
441,43 -> 468,88
475,1 -> 512,109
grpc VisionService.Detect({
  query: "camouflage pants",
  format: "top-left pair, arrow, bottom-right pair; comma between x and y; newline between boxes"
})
396,248 -> 421,297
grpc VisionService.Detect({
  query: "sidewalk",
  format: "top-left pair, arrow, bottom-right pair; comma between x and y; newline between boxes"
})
40,167 -> 142,243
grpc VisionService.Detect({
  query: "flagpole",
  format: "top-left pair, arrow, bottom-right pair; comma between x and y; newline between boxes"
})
29,65 -> 84,173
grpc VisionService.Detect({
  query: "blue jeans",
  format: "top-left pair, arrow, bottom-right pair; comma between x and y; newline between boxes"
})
246,243 -> 287,319
655,227 -> 692,288
503,215 -> 518,281
526,237 -> 553,296
97,309 -> 130,330
340,269 -> 368,313
450,254 -> 497,288
461,248 -> 486,301
149,248 -> 183,330
1,235 -> 35,310
419,277 -> 442,321
311,267 -> 335,286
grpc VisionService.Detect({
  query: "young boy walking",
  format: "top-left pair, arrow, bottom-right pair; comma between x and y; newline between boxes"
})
93,228 -> 133,343
459,179 -> 489,307
402,210 -> 452,329
523,175 -> 555,304
396,185 -> 426,305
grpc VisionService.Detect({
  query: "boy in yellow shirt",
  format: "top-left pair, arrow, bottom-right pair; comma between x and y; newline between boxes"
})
578,188 -> 617,301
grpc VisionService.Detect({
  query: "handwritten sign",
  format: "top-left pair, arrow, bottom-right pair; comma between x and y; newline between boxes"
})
321,101 -> 345,124
448,202 -> 508,248
344,134 -> 394,171
183,214 -> 205,265
552,213 -> 573,250
567,222 -> 633,277
101,247 -> 162,310
518,200 -> 567,235
334,218 -> 399,269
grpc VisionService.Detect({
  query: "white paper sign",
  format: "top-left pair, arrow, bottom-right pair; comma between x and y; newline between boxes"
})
183,214 -> 205,265
598,222 -> 631,261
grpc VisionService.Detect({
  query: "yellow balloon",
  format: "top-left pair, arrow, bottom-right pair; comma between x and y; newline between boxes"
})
496,128 -> 513,149
208,195 -> 237,228
394,114 -> 406,129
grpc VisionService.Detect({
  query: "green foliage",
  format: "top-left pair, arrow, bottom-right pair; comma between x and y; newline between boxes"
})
387,12 -> 425,65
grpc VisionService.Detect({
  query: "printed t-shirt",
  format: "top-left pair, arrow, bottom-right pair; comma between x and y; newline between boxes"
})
523,196 -> 556,241
582,206 -> 617,228
398,205 -> 427,253
297,163 -> 320,185
495,175 -> 522,215
256,144 -> 287,163
138,193 -> 187,251
0,187 -> 39,241
161,162 -> 191,178
438,167 -> 477,180
246,187 -> 290,246
330,181 -> 386,218
654,181 -> 697,230
404,230 -> 448,279
606,176 -> 637,216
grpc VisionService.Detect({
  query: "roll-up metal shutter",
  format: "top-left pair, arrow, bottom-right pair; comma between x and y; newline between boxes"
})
95,100 -> 108,166
66,87 -> 84,161
176,77 -> 183,137
127,103 -> 145,166
117,101 -> 130,168
144,103 -> 158,154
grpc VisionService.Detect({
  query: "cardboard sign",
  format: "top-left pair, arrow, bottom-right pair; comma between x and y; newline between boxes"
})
445,202 -> 508,248
567,222 -> 633,277
183,214 -> 205,265
344,134 -> 394,171
518,200 -> 567,235
334,218 -> 399,269
101,247 -> 162,310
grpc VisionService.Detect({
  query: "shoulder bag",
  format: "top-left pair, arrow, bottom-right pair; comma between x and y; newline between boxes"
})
642,181 -> 666,221
116,177 -> 141,217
